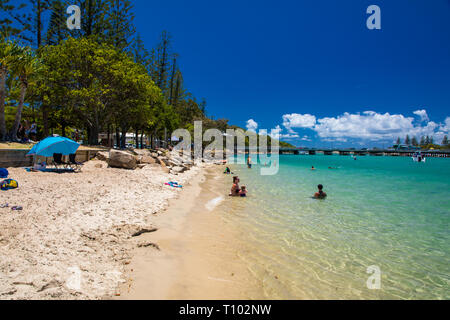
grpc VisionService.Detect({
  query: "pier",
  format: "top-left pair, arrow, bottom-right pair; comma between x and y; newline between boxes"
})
277,148 -> 450,158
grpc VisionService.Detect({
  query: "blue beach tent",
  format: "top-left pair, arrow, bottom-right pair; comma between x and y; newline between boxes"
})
26,136 -> 80,157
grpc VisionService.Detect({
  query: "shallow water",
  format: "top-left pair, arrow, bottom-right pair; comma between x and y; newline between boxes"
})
215,155 -> 450,299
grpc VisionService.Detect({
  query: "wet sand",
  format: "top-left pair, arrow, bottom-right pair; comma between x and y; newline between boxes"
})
117,166 -> 264,299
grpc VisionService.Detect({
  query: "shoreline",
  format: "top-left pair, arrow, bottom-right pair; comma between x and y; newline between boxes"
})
116,165 -> 264,300
0,159 -> 204,299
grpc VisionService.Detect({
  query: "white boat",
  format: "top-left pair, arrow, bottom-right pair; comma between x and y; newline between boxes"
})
412,152 -> 426,163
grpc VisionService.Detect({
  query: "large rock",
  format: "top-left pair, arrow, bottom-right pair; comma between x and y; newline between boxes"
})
97,151 -> 109,162
108,149 -> 137,169
141,156 -> 156,164
133,149 -> 150,156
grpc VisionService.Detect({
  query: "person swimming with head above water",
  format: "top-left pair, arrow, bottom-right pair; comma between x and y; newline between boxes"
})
314,184 -> 327,199
311,166 -> 316,170
239,186 -> 248,197
229,176 -> 240,196
224,166 -> 231,174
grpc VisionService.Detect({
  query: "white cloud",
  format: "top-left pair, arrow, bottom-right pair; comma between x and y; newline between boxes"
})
278,110 -> 448,143
313,111 -> 416,140
440,117 -> 450,133
246,119 -> 258,132
267,125 -> 299,140
282,113 -> 316,133
413,109 -> 429,122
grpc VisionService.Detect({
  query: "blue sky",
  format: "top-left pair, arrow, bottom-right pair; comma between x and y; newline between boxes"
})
133,0 -> 450,147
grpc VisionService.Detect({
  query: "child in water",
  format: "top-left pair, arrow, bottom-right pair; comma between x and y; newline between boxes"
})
239,186 -> 248,197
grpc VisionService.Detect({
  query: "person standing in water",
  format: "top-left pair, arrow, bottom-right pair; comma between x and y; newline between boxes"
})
247,156 -> 252,169
314,184 -> 327,199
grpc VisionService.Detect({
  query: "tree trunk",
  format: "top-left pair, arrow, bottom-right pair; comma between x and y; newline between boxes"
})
135,129 -> 139,148
61,122 -> 66,137
42,104 -> 49,138
121,128 -> 127,149
0,68 -> 7,140
115,127 -> 120,147
10,83 -> 27,141
107,124 -> 111,147
140,132 -> 144,149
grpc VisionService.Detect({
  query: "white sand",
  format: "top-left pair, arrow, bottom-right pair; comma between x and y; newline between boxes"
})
0,160 -> 202,299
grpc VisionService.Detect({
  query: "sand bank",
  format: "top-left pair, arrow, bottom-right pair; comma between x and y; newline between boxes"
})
0,160 -> 202,299
117,165 -> 264,299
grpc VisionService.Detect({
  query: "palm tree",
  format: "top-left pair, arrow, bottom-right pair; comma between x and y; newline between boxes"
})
9,47 -> 40,141
0,39 -> 20,140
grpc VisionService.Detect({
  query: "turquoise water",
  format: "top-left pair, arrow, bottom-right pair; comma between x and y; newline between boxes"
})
220,155 -> 450,299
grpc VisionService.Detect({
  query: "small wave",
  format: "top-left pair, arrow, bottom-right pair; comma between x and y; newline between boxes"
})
205,196 -> 225,211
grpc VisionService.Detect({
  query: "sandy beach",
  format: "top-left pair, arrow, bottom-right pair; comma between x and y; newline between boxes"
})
116,165 -> 264,300
0,158 -> 207,299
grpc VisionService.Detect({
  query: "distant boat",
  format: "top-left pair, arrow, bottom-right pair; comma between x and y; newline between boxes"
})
412,152 -> 426,163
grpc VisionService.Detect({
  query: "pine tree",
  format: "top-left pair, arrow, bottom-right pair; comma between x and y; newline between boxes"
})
104,0 -> 135,51
411,136 -> 418,146
425,136 -> 430,145
0,0 -> 28,38
429,136 -> 434,145
155,30 -> 172,94
420,136 -> 425,146
442,135 -> 449,146
396,137 -> 401,145
46,0 -> 69,45
75,0 -> 109,39
168,55 -> 178,105
405,135 -> 410,145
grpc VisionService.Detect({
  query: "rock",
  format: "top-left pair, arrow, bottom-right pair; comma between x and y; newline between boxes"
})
95,163 -> 103,168
131,227 -> 158,237
108,149 -> 137,170
96,151 -> 109,161
133,149 -> 150,156
151,152 -> 158,158
172,166 -> 186,174
136,164 -> 146,169
157,156 -> 169,166
159,161 -> 170,173
137,241 -> 160,250
168,159 -> 182,167
140,156 -> 156,164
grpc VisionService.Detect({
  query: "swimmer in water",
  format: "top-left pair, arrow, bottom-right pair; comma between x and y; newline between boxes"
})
229,176 -> 240,196
311,166 -> 316,170
239,186 -> 248,197
314,184 -> 327,199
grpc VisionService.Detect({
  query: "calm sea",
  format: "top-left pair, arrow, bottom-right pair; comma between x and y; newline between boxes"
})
217,154 -> 450,299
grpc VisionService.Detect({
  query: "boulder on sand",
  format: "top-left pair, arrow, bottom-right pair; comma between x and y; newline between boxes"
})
108,149 -> 137,169
141,156 -> 156,164
96,151 -> 109,162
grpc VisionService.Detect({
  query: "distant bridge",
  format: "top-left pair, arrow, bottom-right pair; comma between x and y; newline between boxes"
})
277,148 -> 450,157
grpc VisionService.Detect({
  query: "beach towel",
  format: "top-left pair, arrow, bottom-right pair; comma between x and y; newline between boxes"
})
165,181 -> 183,188
0,168 -> 8,178
1,179 -> 18,191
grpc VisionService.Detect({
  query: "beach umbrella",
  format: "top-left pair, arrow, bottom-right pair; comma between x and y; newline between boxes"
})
26,136 -> 80,157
